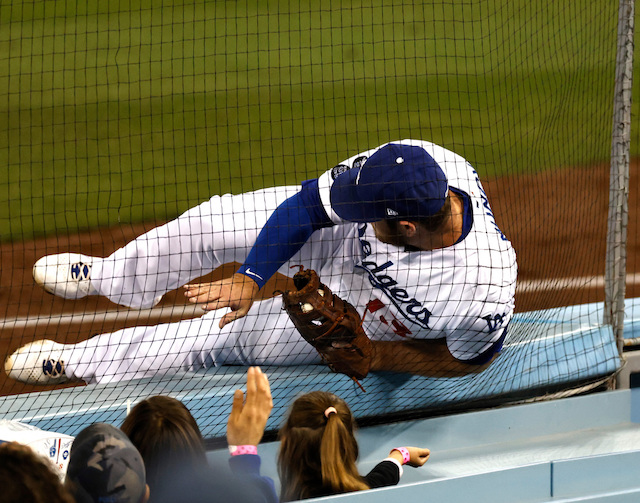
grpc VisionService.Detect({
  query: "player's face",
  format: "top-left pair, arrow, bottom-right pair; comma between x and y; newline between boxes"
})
371,220 -> 407,247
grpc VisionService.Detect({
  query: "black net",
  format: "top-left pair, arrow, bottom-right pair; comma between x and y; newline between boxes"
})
0,1 -> 625,439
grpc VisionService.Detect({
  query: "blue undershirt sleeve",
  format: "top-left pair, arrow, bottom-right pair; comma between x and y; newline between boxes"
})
236,178 -> 334,290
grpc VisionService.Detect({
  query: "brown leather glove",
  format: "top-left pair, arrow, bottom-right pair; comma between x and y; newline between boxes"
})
281,267 -> 372,381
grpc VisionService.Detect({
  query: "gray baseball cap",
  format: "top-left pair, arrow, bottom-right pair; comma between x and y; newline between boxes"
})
65,423 -> 147,503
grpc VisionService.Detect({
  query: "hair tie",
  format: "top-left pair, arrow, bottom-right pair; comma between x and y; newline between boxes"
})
324,407 -> 337,418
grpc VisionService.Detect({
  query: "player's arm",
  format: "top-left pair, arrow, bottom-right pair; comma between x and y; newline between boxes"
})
184,180 -> 334,327
184,145 -> 383,327
232,141 -> 389,288
369,311 -> 509,377
235,179 -> 334,290
369,338 -> 498,377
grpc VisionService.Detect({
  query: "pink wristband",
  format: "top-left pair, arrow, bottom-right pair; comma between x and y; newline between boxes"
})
228,445 -> 258,456
392,447 -> 410,465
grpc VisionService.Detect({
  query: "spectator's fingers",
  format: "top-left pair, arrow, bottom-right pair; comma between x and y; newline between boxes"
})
229,388 -> 245,422
226,388 -> 247,445
408,447 -> 430,466
245,366 -> 258,400
254,368 -> 273,410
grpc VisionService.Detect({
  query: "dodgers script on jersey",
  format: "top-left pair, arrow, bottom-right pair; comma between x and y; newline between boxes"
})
314,139 -> 517,362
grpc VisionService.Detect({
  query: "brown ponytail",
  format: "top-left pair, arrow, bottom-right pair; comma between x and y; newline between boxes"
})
278,391 -> 368,502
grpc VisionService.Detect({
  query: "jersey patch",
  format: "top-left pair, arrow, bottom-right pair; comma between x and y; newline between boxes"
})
330,164 -> 350,180
330,155 -> 368,180
352,155 -> 368,170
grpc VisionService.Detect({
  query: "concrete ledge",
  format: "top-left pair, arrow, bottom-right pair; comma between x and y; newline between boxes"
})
209,389 -> 640,502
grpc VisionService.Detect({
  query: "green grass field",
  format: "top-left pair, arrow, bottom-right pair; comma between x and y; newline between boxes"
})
0,0 -> 627,241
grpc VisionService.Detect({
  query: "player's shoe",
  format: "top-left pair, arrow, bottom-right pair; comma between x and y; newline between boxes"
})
33,253 -> 97,299
33,253 -> 164,308
4,340 -> 75,385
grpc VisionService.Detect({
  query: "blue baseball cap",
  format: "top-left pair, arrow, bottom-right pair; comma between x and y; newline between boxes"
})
330,143 -> 449,222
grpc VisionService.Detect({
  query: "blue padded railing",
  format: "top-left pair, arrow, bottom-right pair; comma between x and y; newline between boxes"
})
0,299 -> 624,438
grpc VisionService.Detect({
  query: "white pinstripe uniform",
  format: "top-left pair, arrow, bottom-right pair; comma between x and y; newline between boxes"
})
60,140 -> 517,383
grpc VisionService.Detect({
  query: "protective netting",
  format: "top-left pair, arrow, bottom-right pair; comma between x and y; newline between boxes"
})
0,1 -> 629,439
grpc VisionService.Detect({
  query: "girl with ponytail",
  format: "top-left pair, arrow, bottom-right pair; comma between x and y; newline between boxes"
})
277,391 -> 430,502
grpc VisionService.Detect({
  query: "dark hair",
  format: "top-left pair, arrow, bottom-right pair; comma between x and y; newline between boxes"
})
277,391 -> 368,502
0,441 -> 75,503
387,194 -> 452,233
121,396 -> 207,495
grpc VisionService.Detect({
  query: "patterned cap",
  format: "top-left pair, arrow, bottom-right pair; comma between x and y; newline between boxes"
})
330,143 -> 449,222
65,423 -> 146,503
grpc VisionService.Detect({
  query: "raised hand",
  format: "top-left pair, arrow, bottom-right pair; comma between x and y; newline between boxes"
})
226,366 -> 273,447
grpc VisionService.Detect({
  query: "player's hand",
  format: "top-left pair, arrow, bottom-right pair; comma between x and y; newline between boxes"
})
389,446 -> 431,467
183,273 -> 260,328
226,366 -> 273,447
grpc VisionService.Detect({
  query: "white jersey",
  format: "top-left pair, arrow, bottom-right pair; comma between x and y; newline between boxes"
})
316,140 -> 517,361
61,139 -> 517,383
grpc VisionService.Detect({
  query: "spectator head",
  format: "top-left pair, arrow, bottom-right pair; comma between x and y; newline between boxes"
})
120,396 -> 206,492
65,422 -> 149,503
0,441 -> 75,503
278,391 -> 368,502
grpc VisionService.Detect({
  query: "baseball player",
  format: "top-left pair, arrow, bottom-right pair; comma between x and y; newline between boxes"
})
5,140 -> 517,385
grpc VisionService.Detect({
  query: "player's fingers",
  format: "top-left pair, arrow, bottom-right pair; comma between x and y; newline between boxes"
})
218,310 -> 240,328
184,279 -> 227,294
218,302 -> 252,328
191,291 -> 223,305
185,285 -> 224,303
183,283 -> 211,296
202,293 -> 234,312
187,292 -> 210,304
183,282 -> 205,290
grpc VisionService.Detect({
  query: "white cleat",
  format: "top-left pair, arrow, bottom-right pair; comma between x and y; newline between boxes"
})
33,253 -> 97,299
5,340 -> 73,385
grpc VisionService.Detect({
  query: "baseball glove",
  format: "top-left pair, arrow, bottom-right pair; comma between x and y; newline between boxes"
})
280,267 -> 372,384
